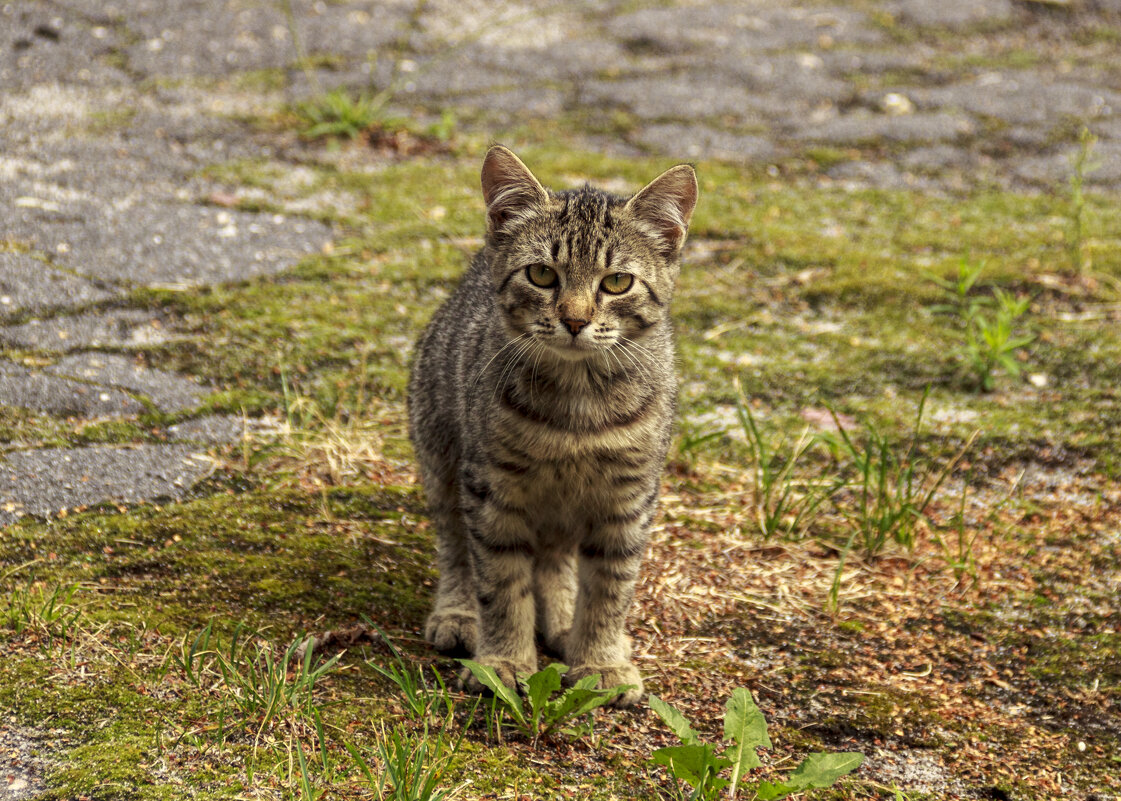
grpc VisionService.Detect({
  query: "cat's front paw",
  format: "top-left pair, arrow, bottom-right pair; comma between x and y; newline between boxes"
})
425,608 -> 477,655
457,655 -> 534,696
566,662 -> 644,707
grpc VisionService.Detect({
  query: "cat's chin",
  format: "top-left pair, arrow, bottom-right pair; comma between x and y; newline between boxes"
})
545,339 -> 602,363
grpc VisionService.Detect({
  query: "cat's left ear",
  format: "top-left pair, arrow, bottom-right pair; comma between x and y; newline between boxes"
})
481,145 -> 548,234
625,164 -> 698,258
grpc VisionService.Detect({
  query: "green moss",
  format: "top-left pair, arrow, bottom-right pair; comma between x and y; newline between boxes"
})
100,48 -> 132,75
936,48 -> 1044,73
801,648 -> 849,670
83,107 -> 139,135
803,146 -> 857,171
936,596 -> 1120,788
71,419 -> 154,446
0,655 -> 186,800
0,406 -> 70,448
858,689 -> 946,747
1030,632 -> 1121,690
790,687 -> 945,749
325,484 -> 424,518
0,482 -> 432,635
452,744 -> 564,796
0,476 -> 450,798
46,747 -> 163,800
230,67 -> 289,92
454,739 -> 653,800
1073,25 -> 1121,46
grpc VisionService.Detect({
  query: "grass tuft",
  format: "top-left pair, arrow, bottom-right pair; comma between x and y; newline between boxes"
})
927,258 -> 1036,391
347,716 -> 470,801
1067,124 -> 1100,274
826,390 -> 975,558
171,621 -> 340,749
368,624 -> 458,723
294,87 -> 396,141
1,578 -> 82,644
735,380 -> 841,541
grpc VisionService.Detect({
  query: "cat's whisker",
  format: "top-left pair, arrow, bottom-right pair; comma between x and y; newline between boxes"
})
495,336 -> 535,391
611,339 -> 640,372
605,346 -> 629,381
472,332 -> 531,389
620,338 -> 660,382
620,335 -> 659,362
529,339 -> 547,405
615,339 -> 654,382
490,334 -> 537,406
499,335 -> 538,392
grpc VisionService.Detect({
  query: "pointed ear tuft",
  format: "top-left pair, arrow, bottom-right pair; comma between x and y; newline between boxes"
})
481,145 -> 548,234
625,164 -> 698,257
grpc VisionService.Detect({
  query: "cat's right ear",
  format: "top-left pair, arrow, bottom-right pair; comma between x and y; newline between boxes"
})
625,164 -> 698,259
481,146 -> 548,234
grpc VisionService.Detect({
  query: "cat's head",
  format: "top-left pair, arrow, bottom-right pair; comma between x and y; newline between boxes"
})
480,145 -> 697,361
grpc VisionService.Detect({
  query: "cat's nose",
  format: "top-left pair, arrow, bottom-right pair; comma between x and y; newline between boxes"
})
562,317 -> 590,336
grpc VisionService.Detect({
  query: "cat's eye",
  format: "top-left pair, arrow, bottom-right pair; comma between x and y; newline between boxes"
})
526,263 -> 559,288
600,272 -> 634,295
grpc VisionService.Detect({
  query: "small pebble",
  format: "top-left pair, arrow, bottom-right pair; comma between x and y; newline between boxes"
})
882,92 -> 915,115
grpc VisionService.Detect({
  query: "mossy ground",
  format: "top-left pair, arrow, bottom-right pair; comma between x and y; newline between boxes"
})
2,117 -> 1119,799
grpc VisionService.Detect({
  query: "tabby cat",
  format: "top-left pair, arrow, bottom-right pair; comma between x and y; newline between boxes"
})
407,146 -> 697,706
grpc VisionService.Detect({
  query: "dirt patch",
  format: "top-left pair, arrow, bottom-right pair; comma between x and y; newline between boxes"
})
365,125 -> 452,159
0,722 -> 57,800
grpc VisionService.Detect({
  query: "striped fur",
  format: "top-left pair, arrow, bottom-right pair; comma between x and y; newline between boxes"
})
407,146 -> 697,706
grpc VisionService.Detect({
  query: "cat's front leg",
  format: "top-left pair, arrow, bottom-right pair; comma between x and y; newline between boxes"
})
534,540 -> 577,657
457,508 -> 538,693
421,471 -> 478,654
565,517 -> 651,708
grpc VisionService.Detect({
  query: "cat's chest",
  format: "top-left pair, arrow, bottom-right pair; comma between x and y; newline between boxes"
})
516,454 -> 614,522
531,457 -> 598,496
488,363 -> 664,437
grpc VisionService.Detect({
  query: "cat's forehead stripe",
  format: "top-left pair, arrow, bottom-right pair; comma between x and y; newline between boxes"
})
553,187 -> 619,223
557,194 -> 570,225
547,187 -> 624,271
